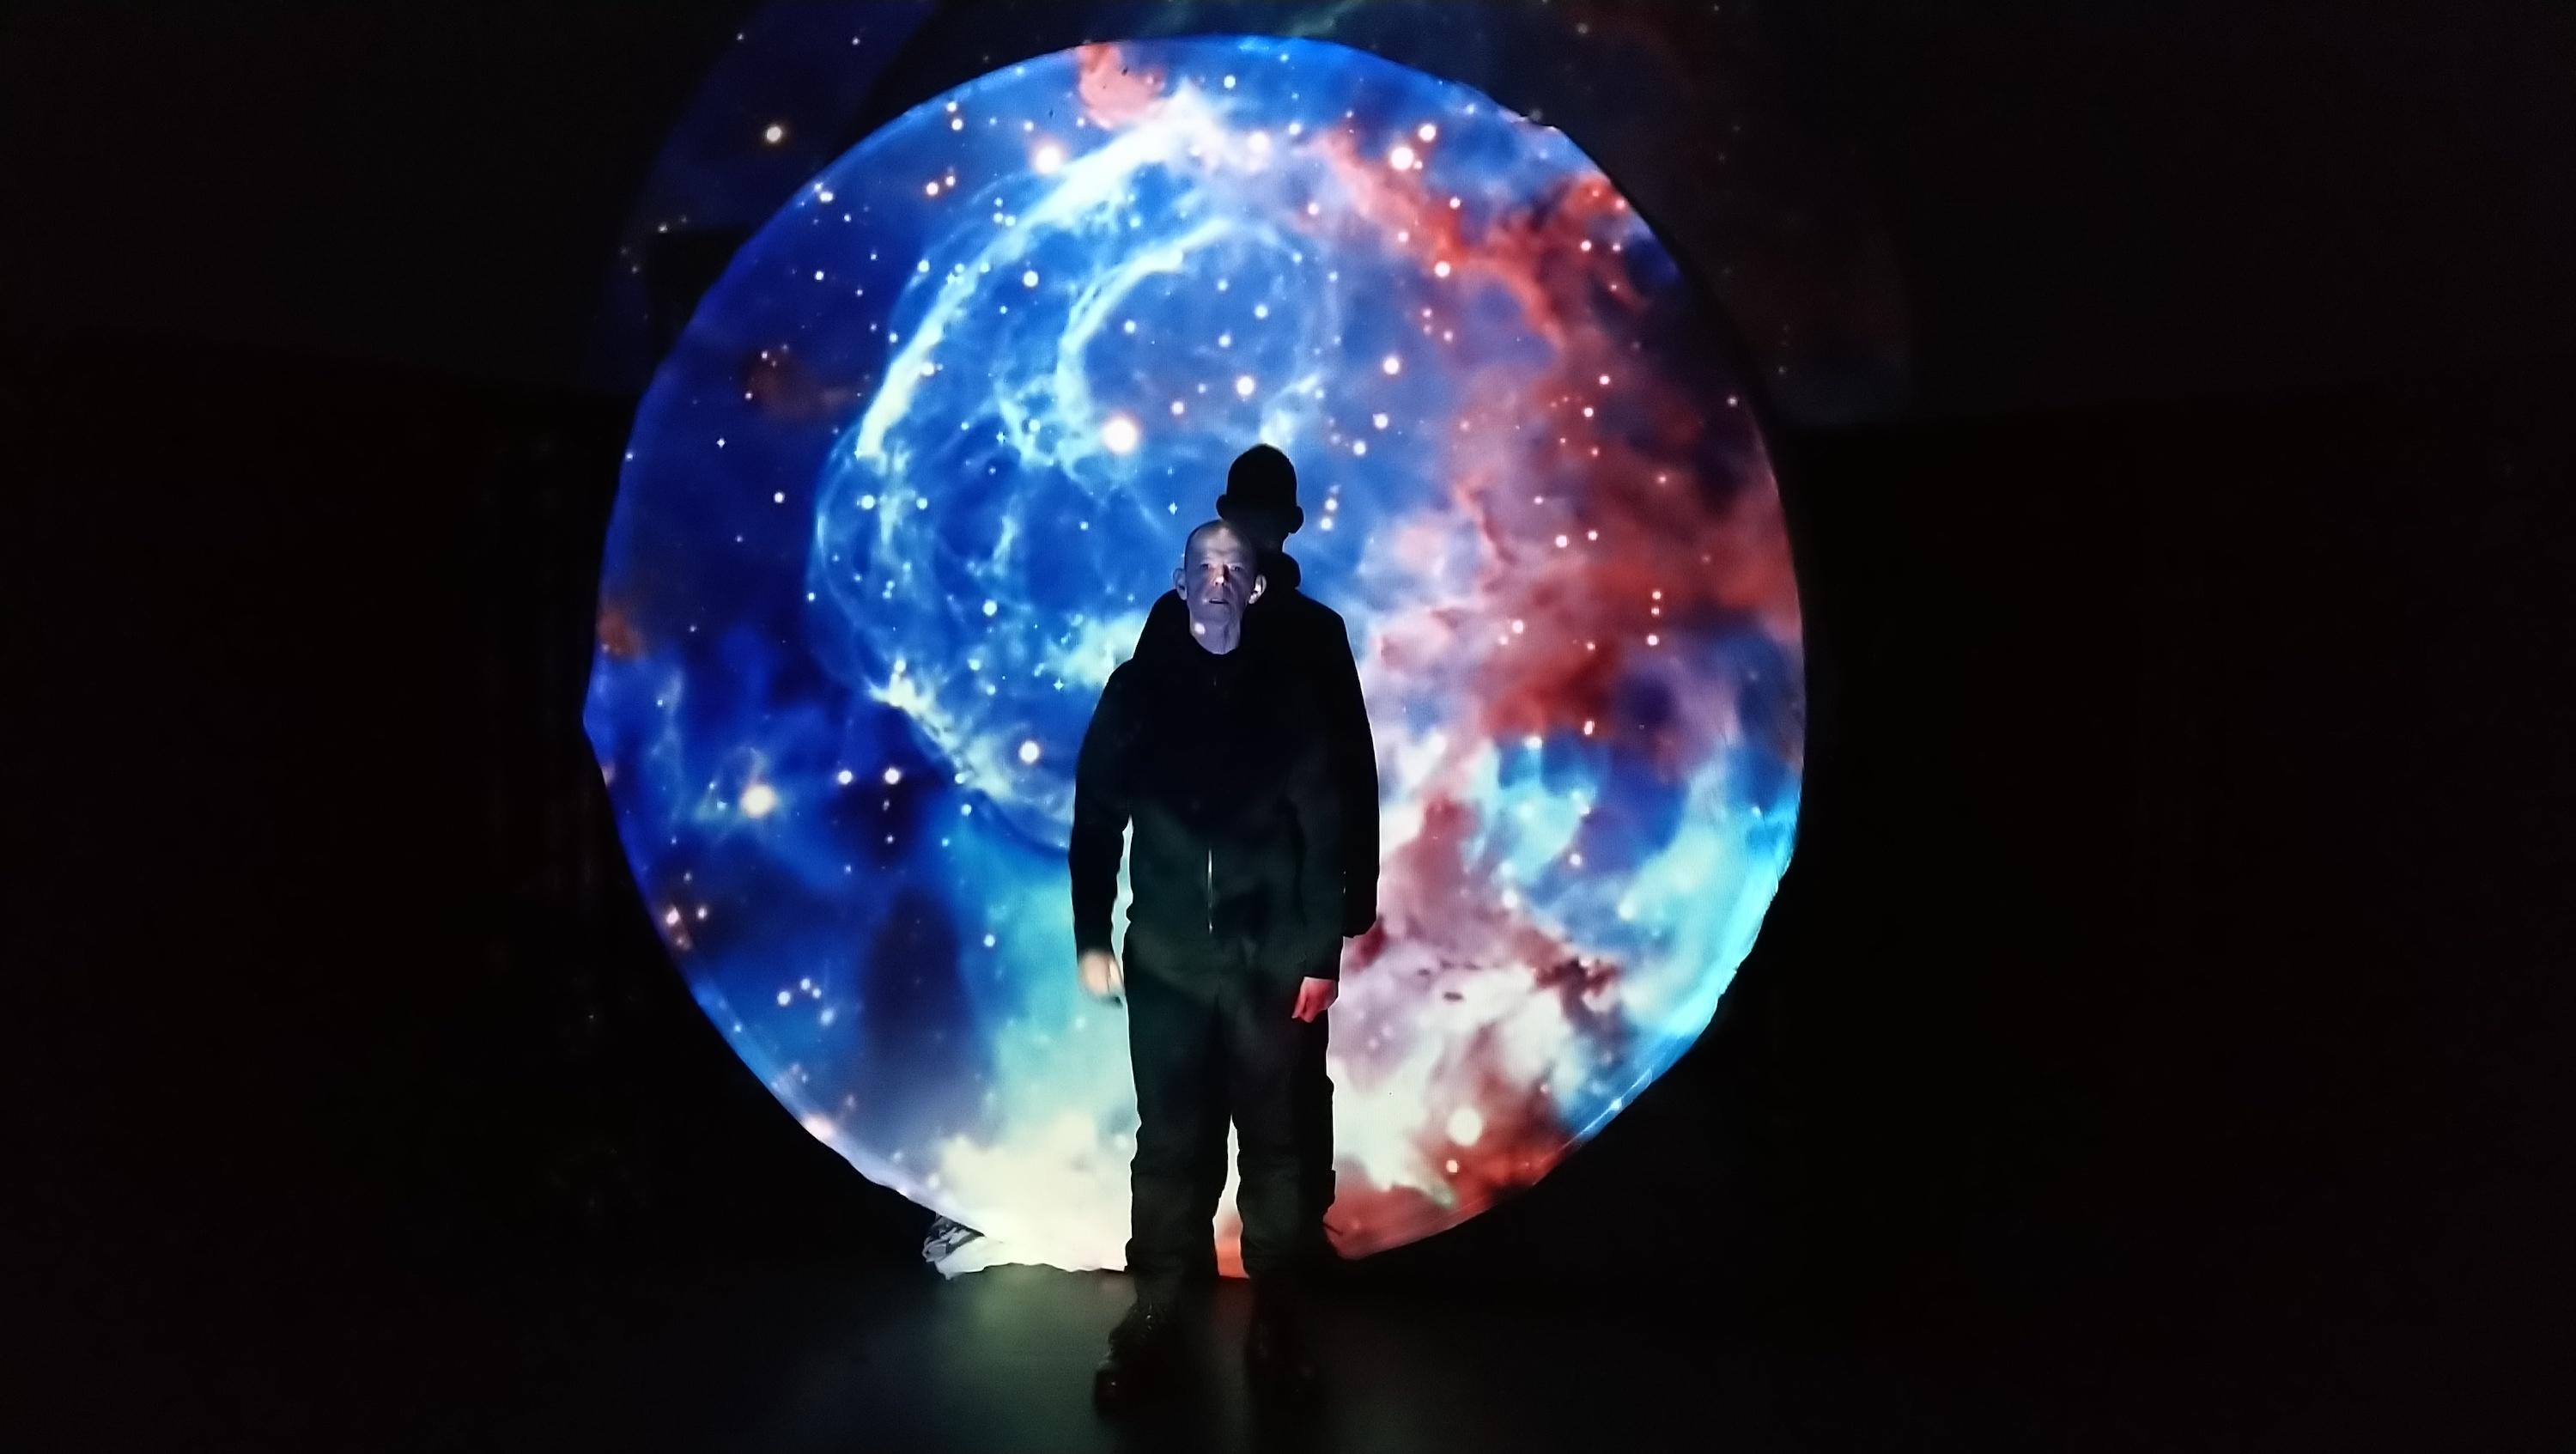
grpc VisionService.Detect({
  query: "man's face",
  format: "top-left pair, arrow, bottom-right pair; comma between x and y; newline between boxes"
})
1176,524 -> 1266,638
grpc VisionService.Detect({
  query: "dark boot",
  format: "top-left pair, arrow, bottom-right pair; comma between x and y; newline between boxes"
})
1243,1281 -> 1320,1405
1093,1298 -> 1181,1413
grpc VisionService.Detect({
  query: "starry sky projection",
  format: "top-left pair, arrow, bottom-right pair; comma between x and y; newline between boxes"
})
586,1 -> 1909,423
585,35 -> 1802,1274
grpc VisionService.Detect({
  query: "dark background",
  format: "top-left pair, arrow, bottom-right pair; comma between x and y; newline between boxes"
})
10,2 -> 2569,1448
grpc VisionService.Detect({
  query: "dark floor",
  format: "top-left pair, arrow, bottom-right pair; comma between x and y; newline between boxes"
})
506,1264 -> 1757,1453
97,1259 -> 1898,1453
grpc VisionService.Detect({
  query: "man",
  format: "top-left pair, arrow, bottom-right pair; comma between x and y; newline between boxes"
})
1132,445 -> 1380,1253
1071,516 -> 1348,1410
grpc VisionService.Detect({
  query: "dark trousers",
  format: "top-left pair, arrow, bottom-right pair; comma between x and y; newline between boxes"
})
1301,1039 -> 1336,1253
1123,952 -> 1332,1305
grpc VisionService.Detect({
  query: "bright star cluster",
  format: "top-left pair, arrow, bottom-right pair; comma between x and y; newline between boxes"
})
586,37 -> 1802,1274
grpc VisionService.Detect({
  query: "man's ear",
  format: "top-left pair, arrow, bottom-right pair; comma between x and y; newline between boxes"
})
1173,566 -> 1185,594
1249,573 -> 1268,605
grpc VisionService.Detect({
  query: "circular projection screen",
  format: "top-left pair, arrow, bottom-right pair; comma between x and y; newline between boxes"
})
586,36 -> 1802,1273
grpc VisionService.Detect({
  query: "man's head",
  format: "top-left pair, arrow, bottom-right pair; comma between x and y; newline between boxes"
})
1214,443 -> 1303,553
1175,518 -> 1267,651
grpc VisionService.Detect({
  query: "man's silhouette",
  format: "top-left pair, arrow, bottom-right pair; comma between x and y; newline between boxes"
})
1133,446 -> 1379,1258
1072,517 -> 1352,1409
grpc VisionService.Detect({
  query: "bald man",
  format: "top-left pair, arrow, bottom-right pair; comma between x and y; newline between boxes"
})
1134,445 -> 1379,1263
1071,518 -> 1343,1410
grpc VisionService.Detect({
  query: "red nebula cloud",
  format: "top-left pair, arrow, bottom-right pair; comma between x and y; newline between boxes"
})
1075,44 -> 1169,129
1289,118 -> 1801,771
1210,117 -> 1802,1267
1427,1034 -> 1593,1204
596,602 -> 645,660
741,344 -> 868,423
1326,791 -> 1638,1256
1202,781 -> 1638,1267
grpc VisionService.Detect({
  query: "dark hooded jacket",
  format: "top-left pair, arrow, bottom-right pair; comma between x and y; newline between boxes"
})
1133,549 -> 1379,935
1069,599 -> 1345,988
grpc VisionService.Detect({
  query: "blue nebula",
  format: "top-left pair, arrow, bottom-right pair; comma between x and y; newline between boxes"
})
586,36 -> 1802,1270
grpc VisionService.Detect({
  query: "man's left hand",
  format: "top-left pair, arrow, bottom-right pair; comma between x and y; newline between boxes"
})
1291,977 -> 1339,1022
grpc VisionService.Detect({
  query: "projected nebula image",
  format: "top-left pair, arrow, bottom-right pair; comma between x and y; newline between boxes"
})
586,36 -> 1802,1273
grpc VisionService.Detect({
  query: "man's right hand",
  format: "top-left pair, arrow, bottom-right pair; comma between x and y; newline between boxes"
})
1078,948 -> 1125,1001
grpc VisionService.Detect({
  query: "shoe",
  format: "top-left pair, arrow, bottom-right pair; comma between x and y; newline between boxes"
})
1093,1300 -> 1179,1414
1243,1285 -> 1320,1405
